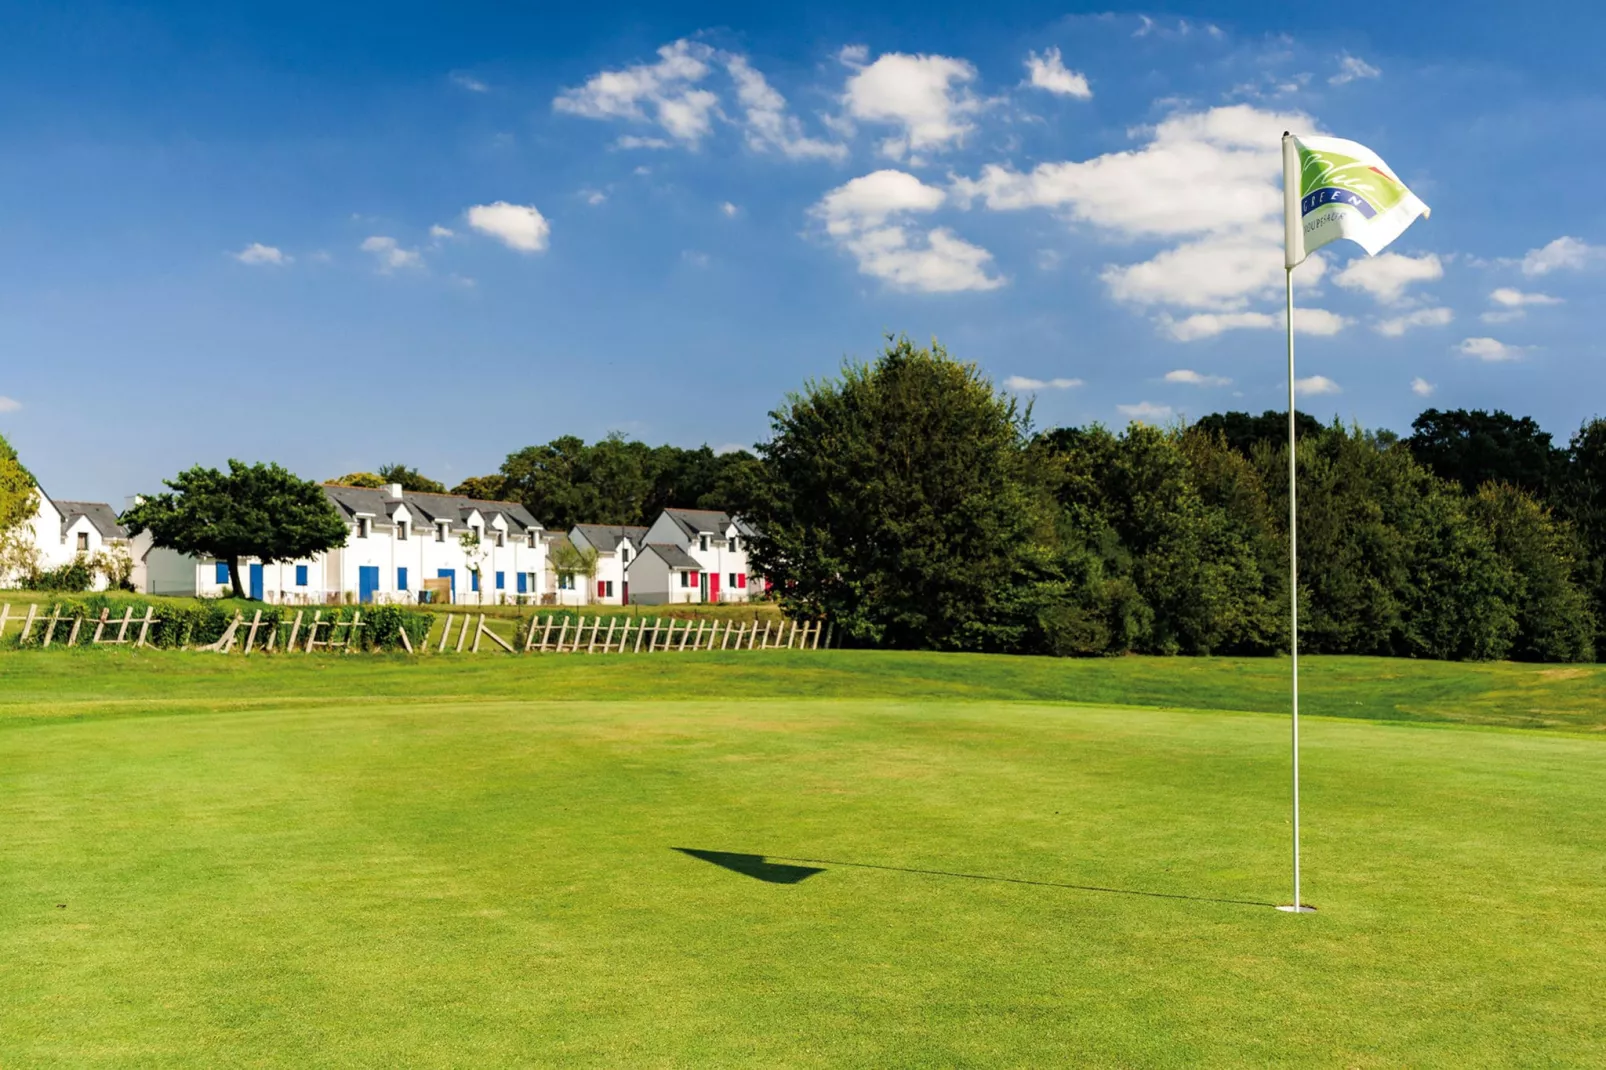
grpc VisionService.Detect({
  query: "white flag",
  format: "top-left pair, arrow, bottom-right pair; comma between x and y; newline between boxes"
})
1283,133 -> 1430,268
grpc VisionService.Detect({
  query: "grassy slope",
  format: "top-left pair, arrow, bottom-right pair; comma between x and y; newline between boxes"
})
1,653 -> 1604,1066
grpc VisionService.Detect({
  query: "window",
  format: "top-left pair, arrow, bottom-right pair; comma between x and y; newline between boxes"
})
527,531 -> 537,548
436,523 -> 448,543
397,567 -> 408,591
295,564 -> 309,587
358,518 -> 372,539
730,536 -> 740,552
680,570 -> 694,588
729,572 -> 738,589
597,580 -> 614,598
495,571 -> 505,590
621,546 -> 631,564
215,561 -> 229,584
471,571 -> 480,593
396,520 -> 408,541
470,526 -> 482,544
559,572 -> 575,590
699,534 -> 709,552
495,529 -> 505,548
76,532 -> 89,552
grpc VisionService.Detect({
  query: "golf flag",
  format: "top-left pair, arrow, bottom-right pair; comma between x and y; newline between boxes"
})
1283,134 -> 1430,268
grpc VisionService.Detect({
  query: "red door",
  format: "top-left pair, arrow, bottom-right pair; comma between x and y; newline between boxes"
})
709,571 -> 720,604
622,581 -> 629,604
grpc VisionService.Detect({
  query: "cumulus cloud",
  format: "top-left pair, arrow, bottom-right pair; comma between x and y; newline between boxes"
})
1164,369 -> 1231,386
1117,401 -> 1174,421
1329,54 -> 1381,85
1411,377 -> 1435,397
1332,252 -> 1442,304
1163,306 -> 1347,341
360,236 -> 423,271
1023,47 -> 1091,99
233,242 -> 290,266
554,40 -> 720,146
720,201 -> 739,217
429,225 -> 455,240
555,39 -> 843,160
954,105 -> 1331,319
1295,375 -> 1341,396
1457,337 -> 1527,362
1376,306 -> 1454,337
1521,236 -> 1597,276
466,202 -> 551,252
842,51 -> 985,160
1004,375 -> 1083,391
0,396 -> 20,413
1490,287 -> 1562,307
726,54 -> 847,160
451,72 -> 490,93
811,170 -> 1003,292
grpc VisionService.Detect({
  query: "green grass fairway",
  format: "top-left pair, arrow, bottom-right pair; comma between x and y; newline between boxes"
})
3,653 -> 1604,1066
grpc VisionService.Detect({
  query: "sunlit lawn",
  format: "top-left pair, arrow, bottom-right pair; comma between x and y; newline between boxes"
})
1,651 -> 1602,1066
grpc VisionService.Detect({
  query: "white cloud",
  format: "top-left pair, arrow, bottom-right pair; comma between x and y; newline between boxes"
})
466,202 -> 551,253
233,242 -> 290,266
429,225 -> 455,240
1457,337 -> 1527,362
1521,236 -> 1596,276
451,72 -> 490,93
1490,287 -> 1562,307
1163,306 -> 1347,341
1481,309 -> 1525,324
1329,54 -> 1381,85
582,189 -> 607,206
843,52 -> 984,160
1004,375 -> 1083,391
615,135 -> 673,150
1023,47 -> 1091,99
1164,369 -> 1231,387
1376,306 -> 1454,336
0,396 -> 20,413
811,170 -> 1003,292
1117,401 -> 1174,421
1295,375 -> 1341,396
720,201 -> 739,217
554,39 -> 720,146
725,54 -> 847,161
1332,252 -> 1443,304
1411,377 -> 1435,397
1105,225 -> 1328,310
360,236 -> 422,271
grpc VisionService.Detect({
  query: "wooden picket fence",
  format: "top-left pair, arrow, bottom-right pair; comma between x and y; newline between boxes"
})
0,603 -> 832,656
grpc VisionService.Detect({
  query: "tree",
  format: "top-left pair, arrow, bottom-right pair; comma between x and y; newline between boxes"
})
332,471 -> 387,488
451,475 -> 508,500
122,461 -> 349,599
377,463 -> 447,494
746,336 -> 1059,651
1191,410 -> 1322,457
0,434 -> 39,587
1406,408 -> 1563,497
1469,483 -> 1594,661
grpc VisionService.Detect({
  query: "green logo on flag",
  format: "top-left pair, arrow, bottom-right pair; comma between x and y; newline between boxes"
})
1298,146 -> 1407,220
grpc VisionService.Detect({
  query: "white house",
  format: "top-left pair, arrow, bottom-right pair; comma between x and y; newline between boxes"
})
2,486 -> 130,590
542,532 -> 588,606
569,524 -> 648,605
136,483 -> 547,605
626,508 -> 758,604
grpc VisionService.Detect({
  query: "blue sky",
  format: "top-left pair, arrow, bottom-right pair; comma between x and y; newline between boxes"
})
2,1 -> 1603,504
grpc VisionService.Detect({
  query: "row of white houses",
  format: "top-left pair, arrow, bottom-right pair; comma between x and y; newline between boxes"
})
4,481 -> 761,606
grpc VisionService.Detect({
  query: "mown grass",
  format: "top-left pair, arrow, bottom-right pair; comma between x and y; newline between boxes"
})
1,651 -> 1603,1066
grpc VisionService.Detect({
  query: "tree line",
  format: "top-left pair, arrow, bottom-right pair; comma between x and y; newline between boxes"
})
742,337 -> 1604,663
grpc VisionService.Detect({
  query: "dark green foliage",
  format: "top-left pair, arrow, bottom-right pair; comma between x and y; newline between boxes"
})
1189,410 -> 1322,457
122,461 -> 349,599
1406,408 -> 1564,496
745,336 -> 1058,652
450,475 -> 508,500
332,472 -> 387,488
20,558 -> 95,592
1471,484 -> 1595,661
10,597 -> 431,651
377,464 -> 448,494
498,432 -> 761,530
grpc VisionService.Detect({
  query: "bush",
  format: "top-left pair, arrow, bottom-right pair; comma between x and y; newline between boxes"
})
22,557 -> 95,592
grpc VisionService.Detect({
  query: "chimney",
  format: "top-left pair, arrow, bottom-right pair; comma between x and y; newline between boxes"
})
386,483 -> 404,498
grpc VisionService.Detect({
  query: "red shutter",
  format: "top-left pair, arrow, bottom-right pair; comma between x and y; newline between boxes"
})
738,574 -> 747,589
597,580 -> 606,597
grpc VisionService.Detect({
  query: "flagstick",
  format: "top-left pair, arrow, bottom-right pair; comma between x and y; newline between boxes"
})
1278,132 -> 1314,914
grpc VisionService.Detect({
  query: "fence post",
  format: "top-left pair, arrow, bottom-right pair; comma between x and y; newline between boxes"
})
306,610 -> 322,653
540,615 -> 555,652
92,608 -> 110,645
603,617 -> 617,653
116,606 -> 133,643
472,614 -> 485,654
244,610 -> 262,654
67,610 -> 84,648
455,613 -> 469,654
438,613 -> 453,653
20,604 -> 37,646
287,610 -> 304,651
136,607 -> 154,648
554,617 -> 570,653
0,604 -> 8,644
43,605 -> 60,648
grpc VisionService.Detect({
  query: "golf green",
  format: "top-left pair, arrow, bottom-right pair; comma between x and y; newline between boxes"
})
1,652 -> 1602,1066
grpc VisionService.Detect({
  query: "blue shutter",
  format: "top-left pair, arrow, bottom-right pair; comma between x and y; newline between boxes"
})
295,564 -> 308,587
397,567 -> 408,591
517,572 -> 528,594
215,561 -> 229,584
496,571 -> 505,590
471,572 -> 480,593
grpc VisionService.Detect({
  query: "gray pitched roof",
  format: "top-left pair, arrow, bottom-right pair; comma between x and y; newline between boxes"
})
571,524 -> 648,552
641,542 -> 701,570
55,501 -> 127,540
321,485 -> 541,532
662,507 -> 734,538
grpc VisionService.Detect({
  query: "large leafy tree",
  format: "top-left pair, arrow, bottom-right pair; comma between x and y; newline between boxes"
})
745,336 -> 1059,651
451,475 -> 509,500
0,433 -> 35,539
1191,410 -> 1322,457
1405,408 -> 1563,496
377,463 -> 447,494
332,471 -> 387,488
122,461 -> 349,599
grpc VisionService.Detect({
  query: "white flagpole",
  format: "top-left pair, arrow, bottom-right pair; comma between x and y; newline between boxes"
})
1278,132 -> 1313,914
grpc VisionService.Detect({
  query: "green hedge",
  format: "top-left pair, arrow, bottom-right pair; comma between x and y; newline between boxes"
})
7,597 -> 432,652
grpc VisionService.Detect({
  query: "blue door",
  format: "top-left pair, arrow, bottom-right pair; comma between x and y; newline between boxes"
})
437,568 -> 456,596
358,565 -> 380,604
248,563 -> 264,601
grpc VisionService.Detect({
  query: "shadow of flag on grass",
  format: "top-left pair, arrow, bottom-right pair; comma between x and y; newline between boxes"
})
674,848 -> 825,884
